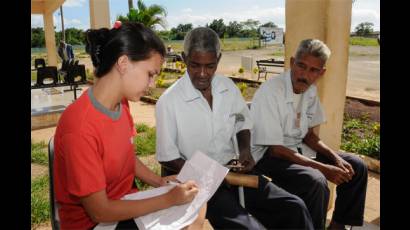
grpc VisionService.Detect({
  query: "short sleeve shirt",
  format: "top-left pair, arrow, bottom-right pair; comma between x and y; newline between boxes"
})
155,73 -> 253,165
53,88 -> 138,230
250,71 -> 326,162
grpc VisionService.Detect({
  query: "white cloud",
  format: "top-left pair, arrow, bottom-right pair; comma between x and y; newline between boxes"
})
351,8 -> 380,31
31,15 -> 44,28
181,8 -> 193,13
64,0 -> 86,7
54,16 -> 89,30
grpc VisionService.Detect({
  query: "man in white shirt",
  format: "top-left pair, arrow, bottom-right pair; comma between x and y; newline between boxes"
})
251,39 -> 368,230
156,27 -> 314,229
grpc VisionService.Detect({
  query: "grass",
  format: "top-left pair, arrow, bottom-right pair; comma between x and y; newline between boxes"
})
134,123 -> 160,190
31,174 -> 50,226
31,141 -> 48,165
349,37 -> 379,46
341,114 -> 380,159
134,124 -> 157,156
31,71 -> 37,81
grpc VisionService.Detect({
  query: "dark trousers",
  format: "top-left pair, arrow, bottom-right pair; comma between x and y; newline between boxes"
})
115,219 -> 139,230
255,151 -> 368,229
206,171 -> 314,230
91,219 -> 138,230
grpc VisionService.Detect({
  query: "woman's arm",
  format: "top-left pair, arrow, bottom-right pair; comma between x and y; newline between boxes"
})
80,180 -> 199,223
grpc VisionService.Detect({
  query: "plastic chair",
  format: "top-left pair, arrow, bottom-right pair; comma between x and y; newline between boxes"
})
36,66 -> 58,86
48,137 -> 60,230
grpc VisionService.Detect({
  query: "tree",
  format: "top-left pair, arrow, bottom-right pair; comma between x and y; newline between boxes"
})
240,19 -> 260,30
226,21 -> 243,38
354,22 -> 374,36
207,19 -> 226,38
240,19 -> 260,38
117,0 -> 167,30
260,22 -> 278,28
31,27 -> 45,47
169,23 -> 193,40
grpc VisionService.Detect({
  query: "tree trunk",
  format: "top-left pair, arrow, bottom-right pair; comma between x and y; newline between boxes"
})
60,6 -> 65,42
128,0 -> 133,11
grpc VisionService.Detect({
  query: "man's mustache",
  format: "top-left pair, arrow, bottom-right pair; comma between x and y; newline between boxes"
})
297,77 -> 309,85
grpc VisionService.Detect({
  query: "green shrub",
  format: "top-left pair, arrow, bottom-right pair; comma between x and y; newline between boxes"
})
236,82 -> 248,98
134,126 -> 156,156
253,67 -> 259,74
341,116 -> 380,159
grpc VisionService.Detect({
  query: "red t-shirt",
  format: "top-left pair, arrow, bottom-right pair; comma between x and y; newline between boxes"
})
54,89 -> 138,230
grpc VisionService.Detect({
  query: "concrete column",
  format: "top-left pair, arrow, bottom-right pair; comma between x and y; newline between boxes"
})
43,12 -> 58,66
316,0 -> 352,150
285,0 -> 352,150
89,0 -> 111,29
284,0 -> 327,70
285,0 -> 353,211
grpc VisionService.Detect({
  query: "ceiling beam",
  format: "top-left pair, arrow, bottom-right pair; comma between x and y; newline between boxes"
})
31,1 -> 44,14
44,0 -> 65,14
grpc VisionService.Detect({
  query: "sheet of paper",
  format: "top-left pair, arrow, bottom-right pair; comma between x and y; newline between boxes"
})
94,151 -> 229,230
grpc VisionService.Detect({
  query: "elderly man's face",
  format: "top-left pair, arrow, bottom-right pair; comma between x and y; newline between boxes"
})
290,53 -> 326,94
183,51 -> 221,91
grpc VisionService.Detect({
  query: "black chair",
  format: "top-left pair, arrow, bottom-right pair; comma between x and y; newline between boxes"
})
58,60 -> 72,83
48,137 -> 60,230
66,64 -> 87,84
35,66 -> 58,86
65,64 -> 88,100
34,58 -> 46,69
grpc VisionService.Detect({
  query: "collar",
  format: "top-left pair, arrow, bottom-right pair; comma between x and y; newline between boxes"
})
284,71 -> 294,104
181,72 -> 229,102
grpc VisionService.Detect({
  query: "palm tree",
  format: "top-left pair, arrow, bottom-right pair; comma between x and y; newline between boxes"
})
128,0 -> 133,12
118,0 -> 167,29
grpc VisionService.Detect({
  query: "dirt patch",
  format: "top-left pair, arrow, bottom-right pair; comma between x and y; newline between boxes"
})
31,163 -> 48,180
32,222 -> 51,230
344,98 -> 380,122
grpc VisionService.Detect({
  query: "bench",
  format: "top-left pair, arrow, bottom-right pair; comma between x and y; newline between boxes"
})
256,58 -> 284,81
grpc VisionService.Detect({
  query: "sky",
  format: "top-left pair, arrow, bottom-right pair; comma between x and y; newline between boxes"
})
31,0 -> 380,32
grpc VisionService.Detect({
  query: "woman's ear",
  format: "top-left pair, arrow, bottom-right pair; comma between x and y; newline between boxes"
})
116,55 -> 129,75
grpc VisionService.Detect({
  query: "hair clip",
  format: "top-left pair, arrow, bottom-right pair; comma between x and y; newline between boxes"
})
113,21 -> 122,29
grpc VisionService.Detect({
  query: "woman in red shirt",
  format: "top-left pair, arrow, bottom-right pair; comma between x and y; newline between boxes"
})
53,22 -> 204,230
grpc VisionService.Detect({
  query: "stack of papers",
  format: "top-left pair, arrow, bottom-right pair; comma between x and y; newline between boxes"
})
95,151 -> 229,230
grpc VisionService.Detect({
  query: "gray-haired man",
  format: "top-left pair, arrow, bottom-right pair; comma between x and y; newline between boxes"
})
155,27 -> 314,229
251,39 -> 368,229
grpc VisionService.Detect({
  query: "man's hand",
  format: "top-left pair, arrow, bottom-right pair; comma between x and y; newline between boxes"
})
334,155 -> 355,180
320,164 -> 351,185
238,151 -> 255,173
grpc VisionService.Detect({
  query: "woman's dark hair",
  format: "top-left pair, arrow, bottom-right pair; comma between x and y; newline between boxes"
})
85,22 -> 166,78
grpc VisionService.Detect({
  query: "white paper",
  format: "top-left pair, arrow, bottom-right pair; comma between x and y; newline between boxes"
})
95,151 -> 229,230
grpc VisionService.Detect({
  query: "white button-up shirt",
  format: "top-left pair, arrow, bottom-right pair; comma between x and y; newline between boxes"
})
155,73 -> 253,165
250,70 -> 326,162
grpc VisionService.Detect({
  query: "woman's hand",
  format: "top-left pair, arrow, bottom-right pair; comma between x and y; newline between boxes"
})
166,180 -> 199,206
